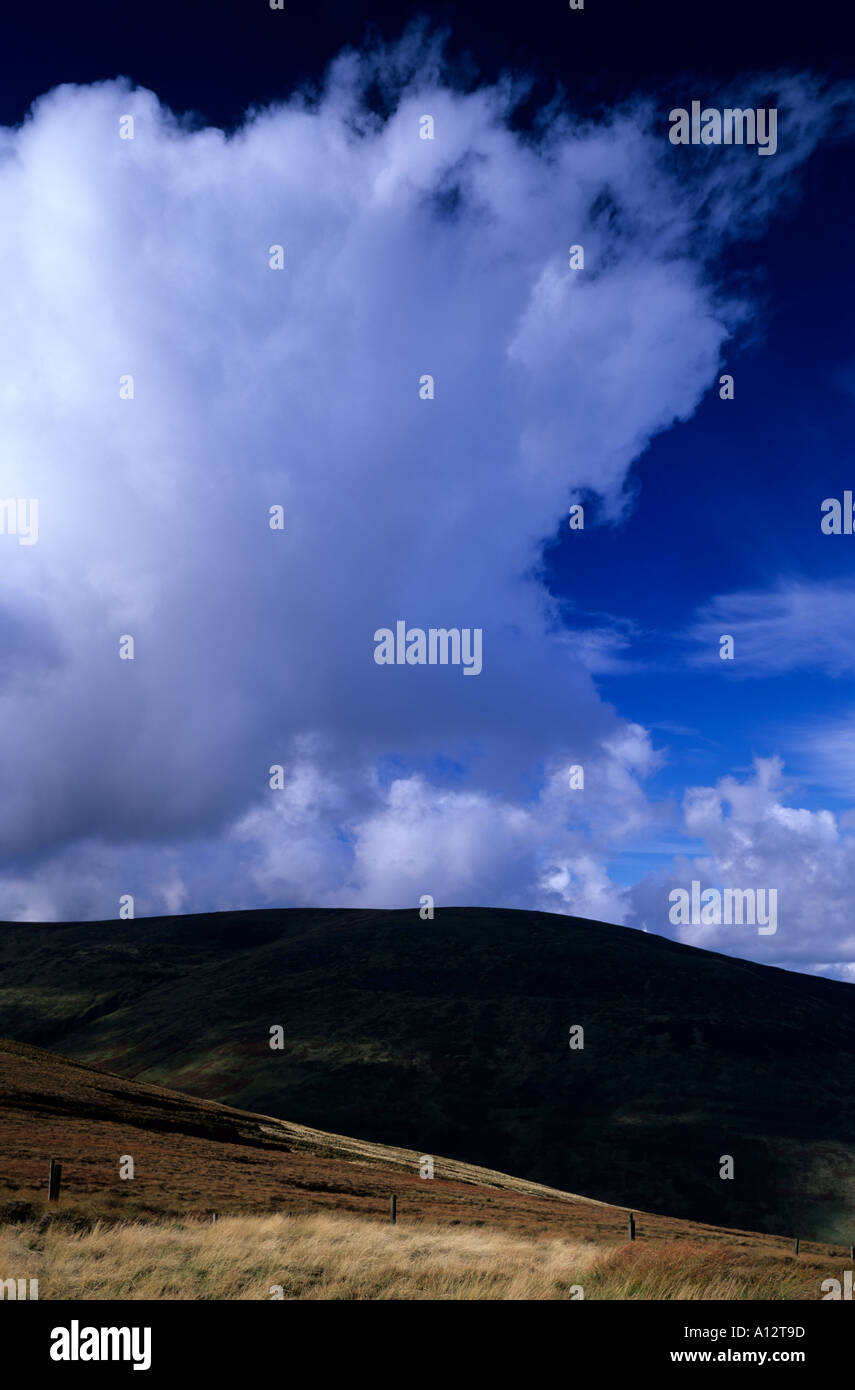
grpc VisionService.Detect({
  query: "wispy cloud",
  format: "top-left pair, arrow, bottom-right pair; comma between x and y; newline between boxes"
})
686,579 -> 855,676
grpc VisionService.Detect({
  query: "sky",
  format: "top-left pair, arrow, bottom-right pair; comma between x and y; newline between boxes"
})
1,2 -> 854,980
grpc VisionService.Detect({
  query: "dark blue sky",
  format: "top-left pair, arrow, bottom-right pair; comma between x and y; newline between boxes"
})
546,133 -> 855,815
3,1 -> 852,130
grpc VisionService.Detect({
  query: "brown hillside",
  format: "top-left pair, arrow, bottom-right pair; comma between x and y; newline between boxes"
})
0,1037 -> 845,1271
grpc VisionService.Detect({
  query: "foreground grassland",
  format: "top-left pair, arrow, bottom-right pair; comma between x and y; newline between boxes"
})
0,1210 -> 843,1300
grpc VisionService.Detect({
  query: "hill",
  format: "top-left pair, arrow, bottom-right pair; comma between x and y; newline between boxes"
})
1,907 -> 853,1241
1,1039 -> 850,1302
0,1036 -> 612,1232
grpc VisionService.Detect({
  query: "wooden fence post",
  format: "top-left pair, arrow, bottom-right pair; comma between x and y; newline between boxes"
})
793,1238 -> 799,1256
48,1158 -> 62,1203
628,1211 -> 635,1241
390,1195 -> 397,1225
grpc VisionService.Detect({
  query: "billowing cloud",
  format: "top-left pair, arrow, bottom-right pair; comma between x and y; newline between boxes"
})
0,33 -> 847,935
234,722 -> 666,917
628,757 -> 855,979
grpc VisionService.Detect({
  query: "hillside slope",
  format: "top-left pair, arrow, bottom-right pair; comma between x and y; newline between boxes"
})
1,907 -> 853,1240
0,1037 -> 612,1232
2,1039 -> 850,1302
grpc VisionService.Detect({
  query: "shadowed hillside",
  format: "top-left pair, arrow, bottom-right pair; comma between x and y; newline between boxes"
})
1,907 -> 853,1241
1,1037 -> 850,1301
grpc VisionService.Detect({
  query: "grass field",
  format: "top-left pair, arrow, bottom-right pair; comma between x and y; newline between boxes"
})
0,1209 -> 846,1300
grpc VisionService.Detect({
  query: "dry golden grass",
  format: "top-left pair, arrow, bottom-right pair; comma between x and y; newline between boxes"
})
0,1210 -> 843,1300
583,1240 -> 836,1301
